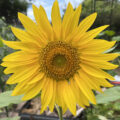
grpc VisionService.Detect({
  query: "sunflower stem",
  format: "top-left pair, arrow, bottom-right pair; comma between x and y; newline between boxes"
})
55,105 -> 63,120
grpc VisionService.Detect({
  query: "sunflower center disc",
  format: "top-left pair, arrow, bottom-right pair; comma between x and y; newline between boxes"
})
40,41 -> 80,80
52,54 -> 67,67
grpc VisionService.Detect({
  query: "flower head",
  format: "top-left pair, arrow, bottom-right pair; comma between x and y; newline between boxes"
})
1,0 -> 119,115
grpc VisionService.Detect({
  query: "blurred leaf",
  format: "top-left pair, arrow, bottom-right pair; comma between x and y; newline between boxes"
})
96,87 -> 120,104
104,30 -> 115,36
112,36 -> 120,42
98,115 -> 107,120
113,102 -> 120,111
87,115 -> 99,120
0,91 -> 23,108
0,116 -> 20,120
0,36 -> 3,47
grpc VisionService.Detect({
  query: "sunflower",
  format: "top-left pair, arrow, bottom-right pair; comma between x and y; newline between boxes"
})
1,0 -> 119,115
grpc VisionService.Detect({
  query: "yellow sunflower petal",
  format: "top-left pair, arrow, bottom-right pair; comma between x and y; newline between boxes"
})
80,53 -> 119,61
80,63 -> 115,80
74,73 -> 96,104
55,81 -> 67,114
51,0 -> 61,39
40,78 -> 53,114
71,79 -> 90,106
77,12 -> 97,34
3,40 -> 40,53
62,2 -> 73,30
49,80 -> 56,112
68,4 -> 82,33
81,60 -> 118,70
18,12 -> 48,44
62,81 -> 76,115
64,4 -> 82,41
78,70 -> 103,92
39,6 -> 53,40
2,51 -> 38,62
89,76 -> 113,87
6,63 -> 39,84
32,5 -> 53,40
12,80 -> 33,96
1,59 -> 37,67
79,40 -> 116,53
62,2 -> 73,39
70,79 -> 86,108
22,77 -> 46,100
28,72 -> 45,84
73,25 -> 109,45
18,12 -> 38,34
11,27 -> 43,46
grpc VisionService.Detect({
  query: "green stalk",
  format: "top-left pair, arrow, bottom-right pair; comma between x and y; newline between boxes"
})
55,105 -> 63,120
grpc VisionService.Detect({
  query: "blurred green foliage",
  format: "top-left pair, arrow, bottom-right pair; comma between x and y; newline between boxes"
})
0,0 -> 28,24
0,18 -> 21,119
96,87 -> 120,104
86,102 -> 120,120
82,0 -> 120,32
86,87 -> 120,119
0,91 -> 23,108
0,18 -> 16,41
0,18 -> 18,98
0,116 -> 20,120
0,18 -> 16,92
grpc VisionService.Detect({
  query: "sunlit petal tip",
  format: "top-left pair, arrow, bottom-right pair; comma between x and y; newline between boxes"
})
40,109 -> 44,114
21,97 -> 27,101
18,12 -> 22,18
110,41 -> 117,47
6,80 -> 13,85
11,92 -> 16,96
103,24 -> 110,29
52,0 -> 60,13
113,64 -> 119,69
2,40 -> 8,46
68,2 -> 72,6
53,0 -> 58,6
32,4 -> 37,9
93,12 -> 97,17
10,26 -> 14,31
18,12 -> 25,22
0,62 -> 4,66
109,84 -> 114,87
22,95 -> 31,101
93,100 -> 97,105
88,12 -> 97,21
40,105 -> 47,114
78,4 -> 82,9
39,5 -> 43,10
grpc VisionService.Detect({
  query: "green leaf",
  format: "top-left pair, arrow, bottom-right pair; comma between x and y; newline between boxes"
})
98,115 -> 107,120
105,30 -> 115,36
0,36 -> 4,47
112,36 -> 120,42
113,102 -> 120,111
0,116 -> 20,120
96,87 -> 120,104
0,91 -> 23,108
